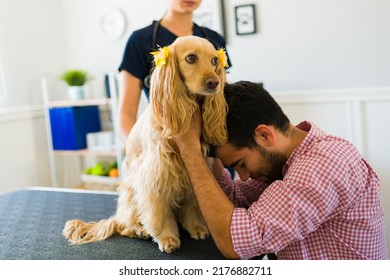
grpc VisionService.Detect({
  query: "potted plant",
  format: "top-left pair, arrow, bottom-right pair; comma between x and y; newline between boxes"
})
60,69 -> 91,100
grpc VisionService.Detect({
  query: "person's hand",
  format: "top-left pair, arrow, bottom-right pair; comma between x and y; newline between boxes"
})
173,109 -> 202,153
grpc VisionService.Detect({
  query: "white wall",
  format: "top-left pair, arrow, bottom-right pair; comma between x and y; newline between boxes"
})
226,0 -> 390,90
59,0 -> 167,78
0,0 -> 389,255
0,0 -> 66,108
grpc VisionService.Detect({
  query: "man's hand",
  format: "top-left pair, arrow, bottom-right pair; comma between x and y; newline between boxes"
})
173,109 -> 202,153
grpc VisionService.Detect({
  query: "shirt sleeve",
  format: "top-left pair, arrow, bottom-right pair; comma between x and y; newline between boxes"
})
217,169 -> 267,208
118,31 -> 151,80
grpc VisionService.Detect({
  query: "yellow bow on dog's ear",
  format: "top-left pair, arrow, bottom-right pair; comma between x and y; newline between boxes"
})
216,48 -> 228,68
151,46 -> 170,68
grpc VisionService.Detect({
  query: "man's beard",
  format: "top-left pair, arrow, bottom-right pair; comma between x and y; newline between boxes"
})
253,144 -> 287,184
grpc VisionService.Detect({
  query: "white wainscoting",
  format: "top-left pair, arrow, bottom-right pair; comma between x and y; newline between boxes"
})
0,105 -> 51,193
273,87 -> 390,154
0,105 -> 43,123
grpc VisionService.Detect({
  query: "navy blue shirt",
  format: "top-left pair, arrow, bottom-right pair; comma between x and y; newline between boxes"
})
118,20 -> 231,100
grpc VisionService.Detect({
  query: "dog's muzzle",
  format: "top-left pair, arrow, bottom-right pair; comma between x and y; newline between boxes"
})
205,77 -> 219,91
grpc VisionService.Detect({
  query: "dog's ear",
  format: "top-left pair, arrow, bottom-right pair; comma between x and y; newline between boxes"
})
150,44 -> 197,138
202,64 -> 228,146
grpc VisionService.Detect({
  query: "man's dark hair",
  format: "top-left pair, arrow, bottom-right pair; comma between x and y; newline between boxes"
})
224,81 -> 291,148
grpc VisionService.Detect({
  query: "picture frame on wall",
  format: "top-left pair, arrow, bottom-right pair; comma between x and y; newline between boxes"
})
235,4 -> 257,35
193,0 -> 226,39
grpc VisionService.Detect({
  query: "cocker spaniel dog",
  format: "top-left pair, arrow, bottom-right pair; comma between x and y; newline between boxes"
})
62,36 -> 228,253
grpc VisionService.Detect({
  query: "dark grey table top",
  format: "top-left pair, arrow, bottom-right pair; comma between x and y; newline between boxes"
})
0,187 -> 225,260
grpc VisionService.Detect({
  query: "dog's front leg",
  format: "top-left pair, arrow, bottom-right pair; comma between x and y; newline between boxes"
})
138,196 -> 181,253
177,194 -> 209,240
114,188 -> 150,239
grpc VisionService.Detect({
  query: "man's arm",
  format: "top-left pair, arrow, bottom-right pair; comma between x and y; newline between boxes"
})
212,158 -> 225,179
174,111 -> 239,259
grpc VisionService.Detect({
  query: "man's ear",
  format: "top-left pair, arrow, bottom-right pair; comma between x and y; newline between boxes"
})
254,124 -> 275,147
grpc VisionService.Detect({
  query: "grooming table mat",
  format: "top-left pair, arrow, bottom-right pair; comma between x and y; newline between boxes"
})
0,187 -> 224,260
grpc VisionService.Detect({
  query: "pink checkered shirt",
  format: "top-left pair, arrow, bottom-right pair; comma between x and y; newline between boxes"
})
218,121 -> 388,259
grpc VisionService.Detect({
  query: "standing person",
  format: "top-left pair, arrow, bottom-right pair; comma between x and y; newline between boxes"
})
173,81 -> 388,259
117,0 -> 231,143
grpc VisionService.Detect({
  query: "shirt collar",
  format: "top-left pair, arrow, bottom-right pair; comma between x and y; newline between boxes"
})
282,121 -> 328,175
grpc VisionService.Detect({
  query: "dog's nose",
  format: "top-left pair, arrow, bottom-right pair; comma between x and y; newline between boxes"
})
205,77 -> 219,90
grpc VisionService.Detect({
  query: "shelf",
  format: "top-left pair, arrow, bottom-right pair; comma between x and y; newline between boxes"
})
42,73 -> 123,189
53,148 -> 118,156
48,98 -> 112,108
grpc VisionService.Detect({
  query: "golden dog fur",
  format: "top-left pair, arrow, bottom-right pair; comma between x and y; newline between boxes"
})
62,36 -> 227,253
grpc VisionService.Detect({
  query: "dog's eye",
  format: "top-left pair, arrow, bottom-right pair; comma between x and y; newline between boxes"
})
186,54 -> 198,64
211,57 -> 218,66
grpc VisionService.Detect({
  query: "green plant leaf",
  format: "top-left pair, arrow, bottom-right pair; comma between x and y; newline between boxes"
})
60,69 -> 90,86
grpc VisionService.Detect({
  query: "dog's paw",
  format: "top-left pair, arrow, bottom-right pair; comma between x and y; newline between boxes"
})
138,229 -> 151,239
158,236 -> 181,253
188,225 -> 210,240
119,225 -> 151,239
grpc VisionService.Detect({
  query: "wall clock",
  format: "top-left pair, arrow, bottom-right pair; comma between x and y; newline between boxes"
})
100,7 -> 126,41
